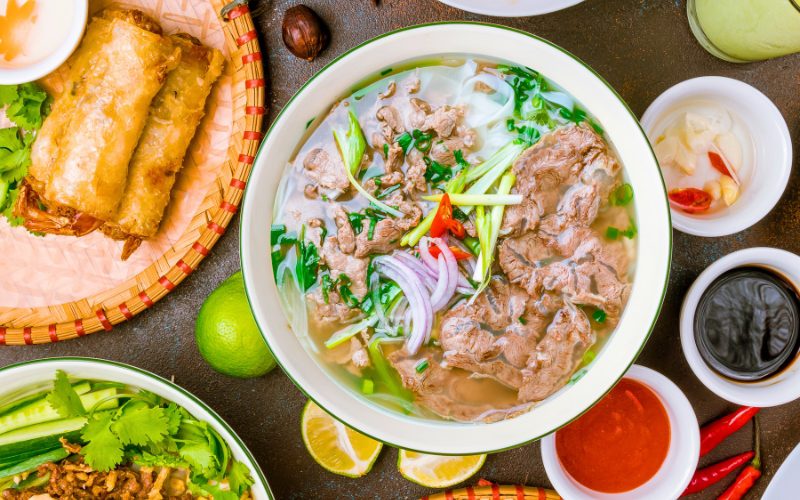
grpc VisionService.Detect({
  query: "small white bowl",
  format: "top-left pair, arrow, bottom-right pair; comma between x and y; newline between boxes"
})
541,365 -> 699,500
0,357 -> 274,499
680,247 -> 800,406
0,0 -> 88,85
640,77 -> 792,237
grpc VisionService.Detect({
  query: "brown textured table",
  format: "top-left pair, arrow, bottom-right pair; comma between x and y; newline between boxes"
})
2,1 -> 799,498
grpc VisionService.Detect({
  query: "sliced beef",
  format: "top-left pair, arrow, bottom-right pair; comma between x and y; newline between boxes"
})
498,233 -> 554,284
332,206 -> 355,254
501,198 -> 540,237
408,98 -> 432,130
519,306 -> 594,402
421,106 -> 460,138
539,182 -> 600,236
378,81 -> 396,100
320,236 -> 368,298
512,124 -> 611,214
354,194 -> 422,258
378,142 -> 405,187
377,105 -> 404,142
389,350 -> 516,422
439,279 -> 545,389
303,148 -> 349,191
429,129 -> 476,166
404,150 -> 428,192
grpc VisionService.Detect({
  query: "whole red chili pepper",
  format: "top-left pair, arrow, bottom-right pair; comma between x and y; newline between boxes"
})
717,416 -> 761,500
700,406 -> 760,456
681,451 -> 754,496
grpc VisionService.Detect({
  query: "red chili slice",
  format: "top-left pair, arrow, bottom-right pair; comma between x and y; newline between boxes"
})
669,188 -> 713,213
708,151 -> 734,178
446,219 -> 466,239
430,193 -> 453,238
429,244 -> 472,261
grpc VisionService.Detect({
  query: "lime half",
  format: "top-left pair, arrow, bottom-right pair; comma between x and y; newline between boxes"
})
398,449 -> 486,488
301,400 -> 383,478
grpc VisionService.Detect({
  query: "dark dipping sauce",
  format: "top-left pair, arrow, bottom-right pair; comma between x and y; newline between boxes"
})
694,267 -> 800,381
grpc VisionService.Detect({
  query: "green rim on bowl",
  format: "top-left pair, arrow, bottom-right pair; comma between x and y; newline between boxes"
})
0,357 -> 274,499
240,21 -> 672,454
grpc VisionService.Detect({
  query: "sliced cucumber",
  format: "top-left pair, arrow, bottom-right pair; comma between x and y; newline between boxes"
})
0,386 -> 116,435
0,382 -> 91,419
0,448 -> 69,479
0,417 -> 86,460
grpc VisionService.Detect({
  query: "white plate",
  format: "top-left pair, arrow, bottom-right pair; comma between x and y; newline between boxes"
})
241,23 -> 671,454
763,442 -> 800,500
0,358 -> 274,499
438,0 -> 585,17
541,365 -> 699,500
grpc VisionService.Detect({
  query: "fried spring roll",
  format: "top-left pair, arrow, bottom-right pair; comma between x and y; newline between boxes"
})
32,9 -> 180,221
108,35 -> 224,242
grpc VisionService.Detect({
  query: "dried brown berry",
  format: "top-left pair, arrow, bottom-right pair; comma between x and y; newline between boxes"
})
282,5 -> 330,62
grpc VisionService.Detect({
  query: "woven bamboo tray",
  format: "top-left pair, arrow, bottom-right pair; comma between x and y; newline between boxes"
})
0,0 -> 265,345
422,484 -> 561,500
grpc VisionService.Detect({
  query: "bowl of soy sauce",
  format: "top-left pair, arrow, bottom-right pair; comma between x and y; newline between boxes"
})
681,248 -> 800,406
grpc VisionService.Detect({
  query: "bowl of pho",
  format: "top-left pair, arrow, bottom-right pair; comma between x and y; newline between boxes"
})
0,357 -> 273,499
241,23 -> 671,454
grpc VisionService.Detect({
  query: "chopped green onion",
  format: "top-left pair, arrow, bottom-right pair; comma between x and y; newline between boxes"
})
361,379 -> 375,394
592,309 -> 607,324
377,183 -> 402,199
463,236 -> 480,256
582,350 -> 597,365
518,316 -> 527,325
415,359 -> 429,373
605,227 -> 620,240
423,193 -> 522,206
612,183 -> 634,206
383,143 -> 389,157
396,131 -> 413,153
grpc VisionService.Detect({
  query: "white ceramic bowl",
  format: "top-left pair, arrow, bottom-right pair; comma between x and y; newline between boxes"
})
241,23 -> 671,454
680,247 -> 800,406
437,0 -> 584,17
541,365 -> 699,500
0,0 -> 88,85
640,77 -> 792,237
0,357 -> 274,499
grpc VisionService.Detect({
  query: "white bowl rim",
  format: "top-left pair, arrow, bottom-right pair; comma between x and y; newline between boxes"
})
0,356 -> 274,499
540,364 -> 699,500
436,0 -> 585,17
240,21 -> 672,455
680,247 -> 800,406
640,76 -> 793,238
0,0 -> 89,85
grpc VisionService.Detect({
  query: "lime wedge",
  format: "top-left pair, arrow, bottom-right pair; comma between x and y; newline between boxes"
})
397,449 -> 486,488
301,400 -> 382,478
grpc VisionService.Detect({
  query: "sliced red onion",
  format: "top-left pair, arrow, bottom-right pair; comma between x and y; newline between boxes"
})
374,256 -> 432,355
431,238 -> 458,312
418,237 -> 440,274
428,255 -> 451,312
393,251 -> 437,289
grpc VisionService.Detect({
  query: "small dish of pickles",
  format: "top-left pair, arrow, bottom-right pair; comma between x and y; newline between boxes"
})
641,76 -> 792,237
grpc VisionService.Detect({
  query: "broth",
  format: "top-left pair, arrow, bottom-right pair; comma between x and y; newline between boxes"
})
272,57 -> 637,422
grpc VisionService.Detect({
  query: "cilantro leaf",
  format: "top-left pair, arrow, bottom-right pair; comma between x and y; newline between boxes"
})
81,412 -> 124,472
110,404 -> 168,446
163,403 -> 182,435
179,442 -> 217,477
188,479 -> 239,500
133,451 -> 187,469
46,370 -> 85,418
3,83 -> 51,130
228,460 -> 255,496
0,86 -> 17,107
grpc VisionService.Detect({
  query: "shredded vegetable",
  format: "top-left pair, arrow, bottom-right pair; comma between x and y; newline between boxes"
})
423,193 -> 522,206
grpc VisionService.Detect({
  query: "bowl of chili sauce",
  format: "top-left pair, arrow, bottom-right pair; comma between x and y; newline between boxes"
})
541,365 -> 699,499
681,247 -> 800,406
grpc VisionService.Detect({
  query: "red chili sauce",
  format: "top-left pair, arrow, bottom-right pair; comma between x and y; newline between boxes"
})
555,378 -> 671,493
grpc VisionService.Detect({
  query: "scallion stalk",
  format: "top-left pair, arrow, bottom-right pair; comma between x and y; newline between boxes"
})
422,193 -> 522,206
